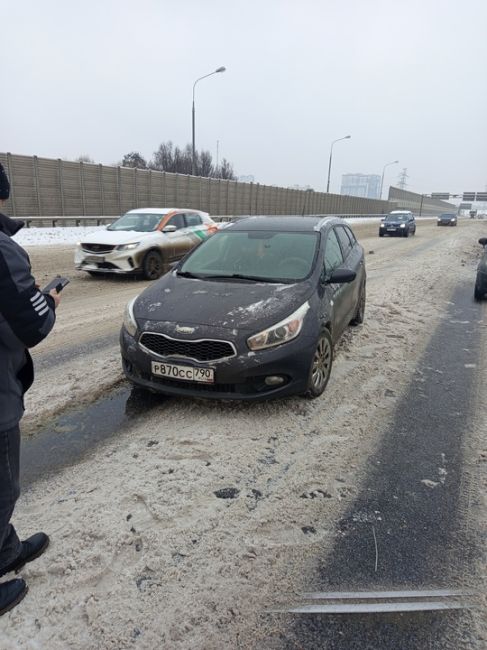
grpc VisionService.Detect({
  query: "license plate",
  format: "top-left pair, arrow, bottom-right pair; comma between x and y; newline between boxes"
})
151,361 -> 214,384
85,255 -> 104,263
387,228 -> 396,232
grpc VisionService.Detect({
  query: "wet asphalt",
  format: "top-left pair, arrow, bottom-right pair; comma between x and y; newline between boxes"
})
275,284 -> 485,649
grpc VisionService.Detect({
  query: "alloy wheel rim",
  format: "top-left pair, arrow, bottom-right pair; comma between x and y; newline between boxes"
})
148,256 -> 161,278
311,337 -> 331,391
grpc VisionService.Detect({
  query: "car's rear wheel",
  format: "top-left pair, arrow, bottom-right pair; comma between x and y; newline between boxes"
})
350,283 -> 366,326
304,330 -> 333,399
142,250 -> 164,280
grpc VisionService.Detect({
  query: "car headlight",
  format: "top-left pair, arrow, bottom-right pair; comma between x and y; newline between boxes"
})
247,302 -> 309,351
380,224 -> 385,228
400,224 -> 406,228
123,297 -> 138,337
451,218 -> 455,221
117,242 -> 140,251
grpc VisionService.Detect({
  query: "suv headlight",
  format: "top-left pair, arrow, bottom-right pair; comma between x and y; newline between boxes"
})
247,302 -> 309,351
380,223 -> 385,228
123,297 -> 138,337
117,242 -> 140,251
400,223 -> 406,228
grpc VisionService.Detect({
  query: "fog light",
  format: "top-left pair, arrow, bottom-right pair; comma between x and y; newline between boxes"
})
264,375 -> 285,386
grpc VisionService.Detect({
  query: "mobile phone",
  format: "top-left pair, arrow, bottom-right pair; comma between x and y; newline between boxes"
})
42,276 -> 70,294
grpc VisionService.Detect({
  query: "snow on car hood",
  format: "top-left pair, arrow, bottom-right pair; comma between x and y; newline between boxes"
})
135,272 -> 313,332
80,229 -> 158,245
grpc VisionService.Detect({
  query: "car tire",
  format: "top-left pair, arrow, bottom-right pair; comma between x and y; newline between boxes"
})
87,271 -> 100,277
379,232 -> 384,237
142,250 -> 164,280
474,285 -> 483,302
304,329 -> 333,399
403,229 -> 409,238
350,282 -> 366,326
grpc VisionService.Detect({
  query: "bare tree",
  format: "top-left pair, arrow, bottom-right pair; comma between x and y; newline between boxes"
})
75,154 -> 94,163
149,141 -> 236,179
121,151 -> 147,169
215,158 -> 236,180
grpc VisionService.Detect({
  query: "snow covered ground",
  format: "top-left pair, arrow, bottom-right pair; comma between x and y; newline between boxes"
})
13,218 -> 387,247
13,225 -> 107,247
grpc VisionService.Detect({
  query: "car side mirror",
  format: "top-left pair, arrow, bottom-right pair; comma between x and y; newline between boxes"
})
326,268 -> 356,284
162,225 -> 177,233
479,238 -> 487,246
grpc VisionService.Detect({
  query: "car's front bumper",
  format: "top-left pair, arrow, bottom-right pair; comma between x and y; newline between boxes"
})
75,247 -> 142,274
120,326 -> 317,401
379,227 -> 406,236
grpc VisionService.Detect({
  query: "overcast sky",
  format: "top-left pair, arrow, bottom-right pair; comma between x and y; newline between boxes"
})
3,0 -> 486,195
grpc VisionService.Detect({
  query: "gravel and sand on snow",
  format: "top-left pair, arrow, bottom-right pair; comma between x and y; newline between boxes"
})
1,219 -> 486,649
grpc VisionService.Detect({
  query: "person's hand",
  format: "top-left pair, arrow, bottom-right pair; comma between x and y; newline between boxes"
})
49,288 -> 62,309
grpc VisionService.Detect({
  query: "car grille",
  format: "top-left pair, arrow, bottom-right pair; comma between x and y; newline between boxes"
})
139,332 -> 235,362
82,243 -> 116,254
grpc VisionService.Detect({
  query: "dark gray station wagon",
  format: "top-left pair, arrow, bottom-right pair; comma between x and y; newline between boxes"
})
120,216 -> 366,401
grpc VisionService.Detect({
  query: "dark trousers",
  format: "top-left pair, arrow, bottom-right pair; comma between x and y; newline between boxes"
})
0,425 -> 21,572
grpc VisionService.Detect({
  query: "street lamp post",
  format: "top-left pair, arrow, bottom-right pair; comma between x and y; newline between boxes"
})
192,66 -> 226,176
326,135 -> 351,193
379,160 -> 399,200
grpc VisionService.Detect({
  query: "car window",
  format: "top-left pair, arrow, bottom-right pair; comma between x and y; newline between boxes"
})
345,226 -> 357,244
335,226 -> 353,258
186,213 -> 203,227
166,213 -> 185,230
324,229 -> 344,273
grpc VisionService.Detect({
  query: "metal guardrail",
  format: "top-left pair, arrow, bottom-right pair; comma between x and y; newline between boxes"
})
21,214 -> 393,228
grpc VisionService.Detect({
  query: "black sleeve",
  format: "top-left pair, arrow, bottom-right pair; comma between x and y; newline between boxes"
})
0,237 -> 56,348
0,163 -> 10,201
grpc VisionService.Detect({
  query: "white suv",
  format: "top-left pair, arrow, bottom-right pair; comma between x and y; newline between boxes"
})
75,208 -> 217,279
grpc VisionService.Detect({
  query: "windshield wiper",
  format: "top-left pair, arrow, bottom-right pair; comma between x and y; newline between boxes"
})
207,273 -> 289,283
176,270 -> 205,279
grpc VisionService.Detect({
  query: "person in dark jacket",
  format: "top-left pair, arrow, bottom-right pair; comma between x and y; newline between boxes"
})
0,162 -> 61,615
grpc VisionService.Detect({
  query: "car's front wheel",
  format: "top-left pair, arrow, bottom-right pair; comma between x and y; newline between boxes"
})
474,284 -> 484,301
304,330 -> 333,399
403,229 -> 409,238
142,250 -> 164,280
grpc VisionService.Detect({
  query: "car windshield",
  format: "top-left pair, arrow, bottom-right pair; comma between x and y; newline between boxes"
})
107,212 -> 162,232
440,214 -> 455,218
179,230 -> 319,282
386,214 -> 409,222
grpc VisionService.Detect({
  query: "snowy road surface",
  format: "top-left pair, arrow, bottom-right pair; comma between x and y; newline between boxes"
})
2,219 -> 486,649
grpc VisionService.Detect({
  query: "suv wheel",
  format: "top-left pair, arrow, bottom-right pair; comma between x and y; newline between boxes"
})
142,250 -> 164,280
474,284 -> 483,302
403,229 -> 409,238
304,330 -> 333,399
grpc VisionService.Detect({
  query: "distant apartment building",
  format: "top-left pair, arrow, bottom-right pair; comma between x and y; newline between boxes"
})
341,173 -> 381,199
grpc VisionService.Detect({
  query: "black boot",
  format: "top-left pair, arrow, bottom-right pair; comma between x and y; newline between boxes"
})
0,579 -> 28,616
0,532 -> 50,577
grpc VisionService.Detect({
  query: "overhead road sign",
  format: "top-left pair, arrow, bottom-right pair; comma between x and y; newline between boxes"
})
463,192 -> 476,201
476,192 -> 487,201
431,193 -> 450,200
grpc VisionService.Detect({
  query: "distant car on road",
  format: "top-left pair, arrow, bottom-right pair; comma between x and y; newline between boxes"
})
474,237 -> 487,301
75,208 -> 218,279
437,213 -> 457,227
120,216 -> 366,401
379,211 -> 416,238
